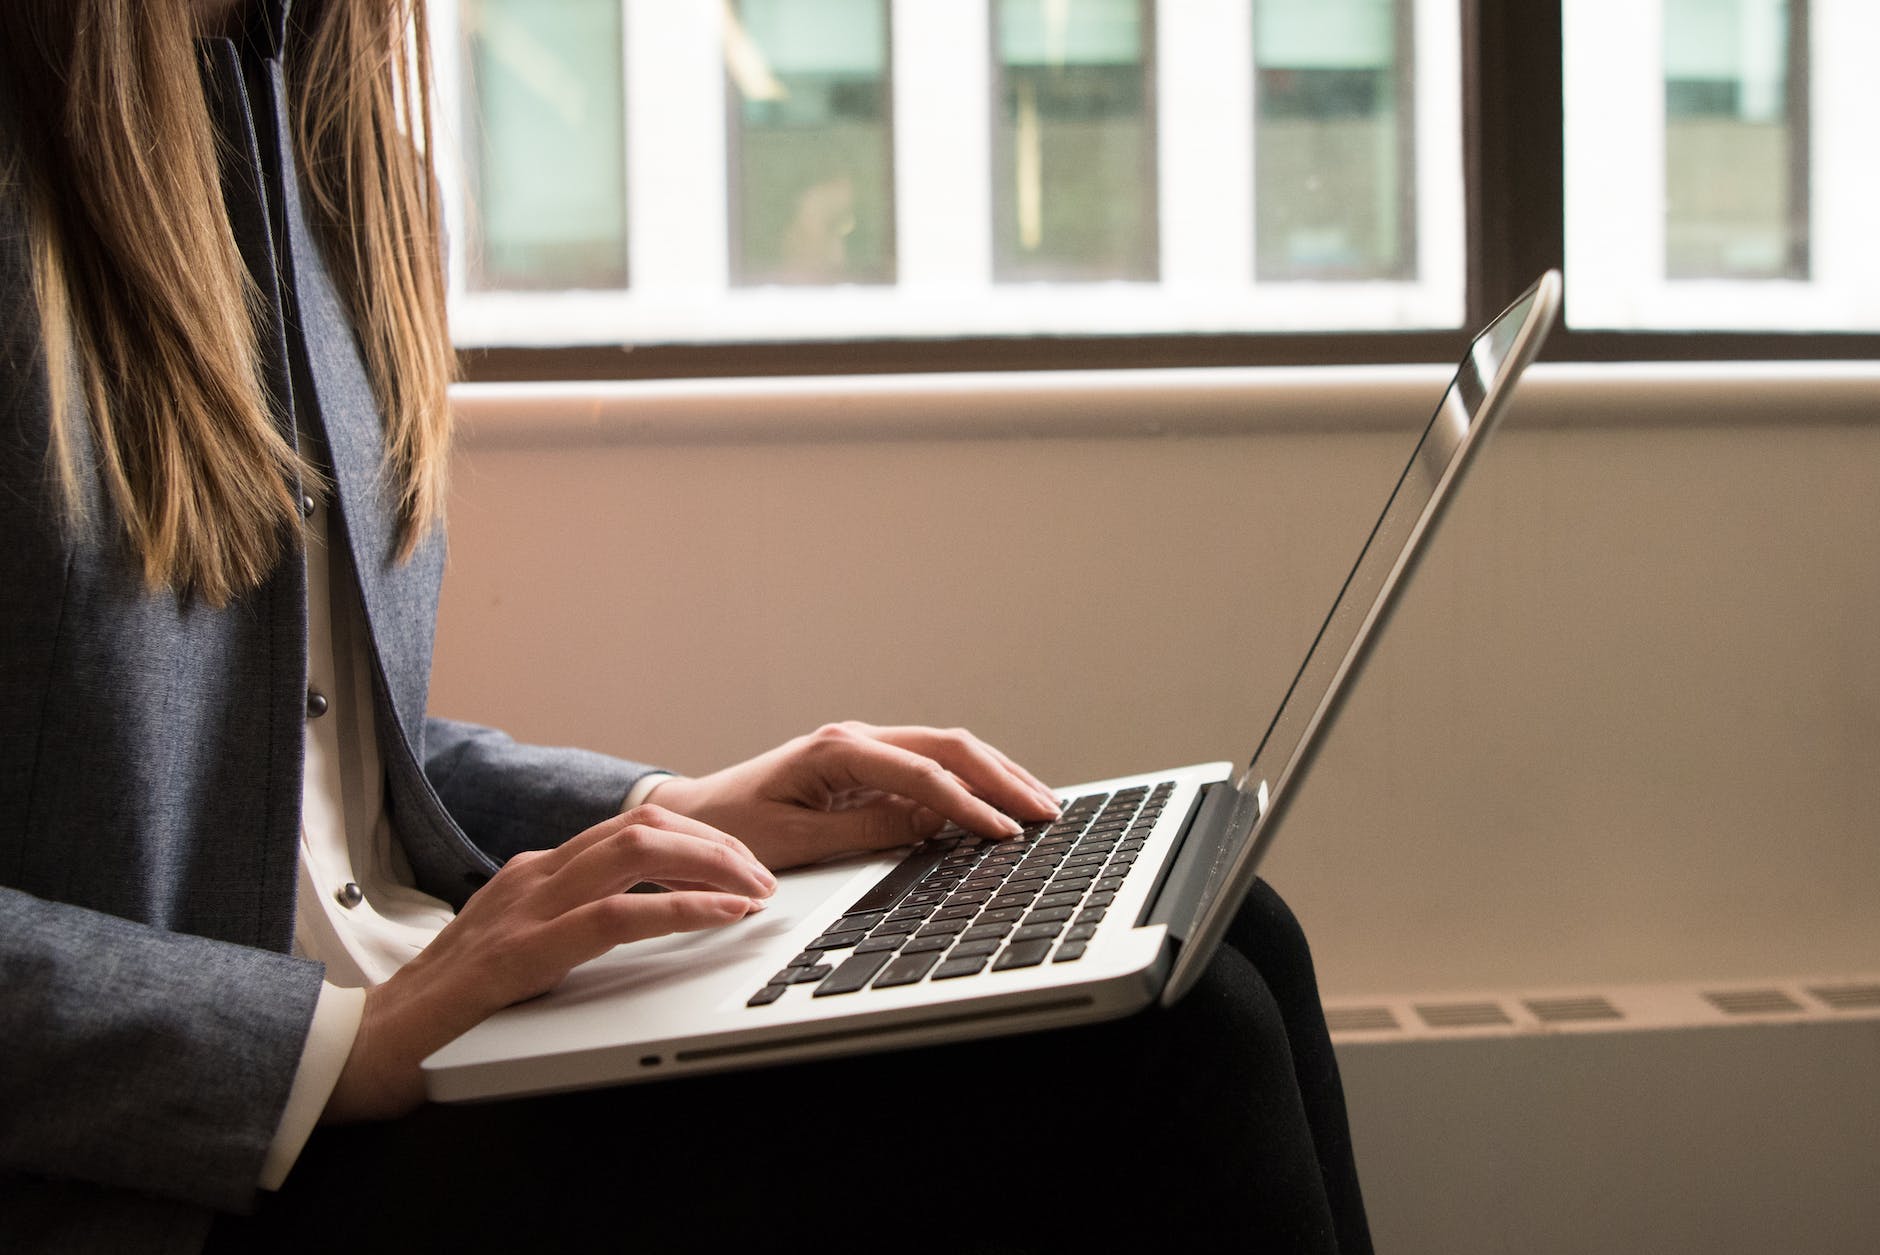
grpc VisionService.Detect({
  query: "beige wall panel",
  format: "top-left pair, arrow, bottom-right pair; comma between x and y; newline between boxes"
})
432,373 -> 1880,999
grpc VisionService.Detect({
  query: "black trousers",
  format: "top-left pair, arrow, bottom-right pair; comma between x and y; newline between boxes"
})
213,880 -> 1371,1254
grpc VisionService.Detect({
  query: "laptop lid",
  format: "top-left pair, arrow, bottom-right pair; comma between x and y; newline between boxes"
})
1159,270 -> 1562,1006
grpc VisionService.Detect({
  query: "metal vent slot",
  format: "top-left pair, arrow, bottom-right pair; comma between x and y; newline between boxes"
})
1704,988 -> 1804,1016
1415,1001 -> 1511,1029
1808,983 -> 1880,1011
1525,995 -> 1623,1023
1326,1006 -> 1400,1033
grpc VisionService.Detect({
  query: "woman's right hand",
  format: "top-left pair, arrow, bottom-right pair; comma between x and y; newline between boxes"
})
321,804 -> 776,1123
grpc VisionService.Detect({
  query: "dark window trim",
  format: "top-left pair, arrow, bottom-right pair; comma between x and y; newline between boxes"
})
458,328 -> 1880,383
457,0 -> 1879,385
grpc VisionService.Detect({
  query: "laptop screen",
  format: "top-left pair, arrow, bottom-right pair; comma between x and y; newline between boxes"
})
1161,273 -> 1559,1004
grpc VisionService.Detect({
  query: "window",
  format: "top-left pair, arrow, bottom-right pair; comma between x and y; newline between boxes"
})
993,0 -> 1156,281
458,0 -> 627,291
727,0 -> 895,285
1254,0 -> 1414,281
434,0 -> 1465,350
1563,0 -> 1880,331
435,0 -> 1878,372
1663,0 -> 1804,281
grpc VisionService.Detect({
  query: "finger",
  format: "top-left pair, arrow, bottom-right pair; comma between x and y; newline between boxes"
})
548,805 -> 772,886
872,726 -> 1058,820
812,734 -> 1025,839
795,798 -> 950,855
545,825 -> 775,916
539,890 -> 760,971
985,744 -> 1059,807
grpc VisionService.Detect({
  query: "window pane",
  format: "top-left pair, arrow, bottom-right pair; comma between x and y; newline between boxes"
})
1254,0 -> 1414,280
462,0 -> 627,291
728,0 -> 894,286
994,0 -> 1156,282
1664,0 -> 1805,279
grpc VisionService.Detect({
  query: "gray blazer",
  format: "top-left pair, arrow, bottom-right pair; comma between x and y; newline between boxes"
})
0,5 -> 657,1249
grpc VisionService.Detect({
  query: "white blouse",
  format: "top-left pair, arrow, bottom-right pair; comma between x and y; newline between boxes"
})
259,486 -> 663,1188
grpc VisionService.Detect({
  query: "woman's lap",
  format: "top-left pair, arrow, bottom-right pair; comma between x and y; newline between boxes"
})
215,881 -> 1368,1254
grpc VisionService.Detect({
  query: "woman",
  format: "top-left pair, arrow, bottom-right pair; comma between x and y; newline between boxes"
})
0,1 -> 1372,1251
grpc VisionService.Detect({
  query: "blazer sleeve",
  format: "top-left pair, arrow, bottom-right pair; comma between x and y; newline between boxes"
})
422,717 -> 668,862
0,887 -> 324,1213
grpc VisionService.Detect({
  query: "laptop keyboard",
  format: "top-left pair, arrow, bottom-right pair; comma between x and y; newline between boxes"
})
747,782 -> 1173,1007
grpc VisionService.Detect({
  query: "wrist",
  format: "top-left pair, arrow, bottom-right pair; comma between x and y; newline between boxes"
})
624,772 -> 686,812
321,974 -> 457,1124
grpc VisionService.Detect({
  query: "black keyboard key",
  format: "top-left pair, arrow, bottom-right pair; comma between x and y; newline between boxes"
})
1012,922 -> 1063,943
886,905 -> 935,924
814,951 -> 893,996
1094,876 -> 1128,894
1077,906 -> 1108,925
843,842 -> 951,916
747,984 -> 788,1007
950,938 -> 1002,959
873,950 -> 943,988
838,911 -> 888,933
933,904 -> 980,923
1035,892 -> 1085,911
977,906 -> 1026,925
809,928 -> 867,950
992,939 -> 1053,971
790,964 -> 833,984
1024,906 -> 1075,925
1084,890 -> 1117,908
932,956 -> 988,980
960,921 -> 1015,943
870,919 -> 922,937
903,934 -> 952,954
903,890 -> 949,908
789,951 -> 825,968
914,917 -> 972,938
1053,942 -> 1088,963
1064,922 -> 1099,942
854,934 -> 904,954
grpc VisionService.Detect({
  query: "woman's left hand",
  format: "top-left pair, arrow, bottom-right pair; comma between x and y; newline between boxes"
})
646,722 -> 1060,871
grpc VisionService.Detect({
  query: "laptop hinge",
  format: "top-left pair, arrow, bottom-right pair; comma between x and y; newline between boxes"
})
1137,780 -> 1243,944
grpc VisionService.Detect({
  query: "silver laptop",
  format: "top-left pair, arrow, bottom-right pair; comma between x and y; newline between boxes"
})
423,271 -> 1562,1103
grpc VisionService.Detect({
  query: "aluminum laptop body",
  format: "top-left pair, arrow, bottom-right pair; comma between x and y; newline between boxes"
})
422,272 -> 1562,1103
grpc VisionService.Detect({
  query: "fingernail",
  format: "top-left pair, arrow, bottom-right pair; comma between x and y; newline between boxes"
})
746,896 -> 768,913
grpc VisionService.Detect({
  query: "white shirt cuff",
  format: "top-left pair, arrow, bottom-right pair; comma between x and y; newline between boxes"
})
622,772 -> 680,812
260,981 -> 366,1190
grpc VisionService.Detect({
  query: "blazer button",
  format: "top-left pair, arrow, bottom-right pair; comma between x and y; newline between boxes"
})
307,690 -> 329,718
301,492 -> 316,518
335,882 -> 363,909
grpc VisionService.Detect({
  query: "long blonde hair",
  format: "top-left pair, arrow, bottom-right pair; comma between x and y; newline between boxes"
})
0,0 -> 452,606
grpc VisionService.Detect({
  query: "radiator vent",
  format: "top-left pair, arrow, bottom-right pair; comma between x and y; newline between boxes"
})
1705,988 -> 1804,1016
1809,983 -> 1880,1011
1526,995 -> 1623,1024
1325,1006 -> 1400,1033
1416,1001 -> 1511,1029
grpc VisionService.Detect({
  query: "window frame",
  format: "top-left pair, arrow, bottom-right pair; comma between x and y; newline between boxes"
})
455,0 -> 1880,385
